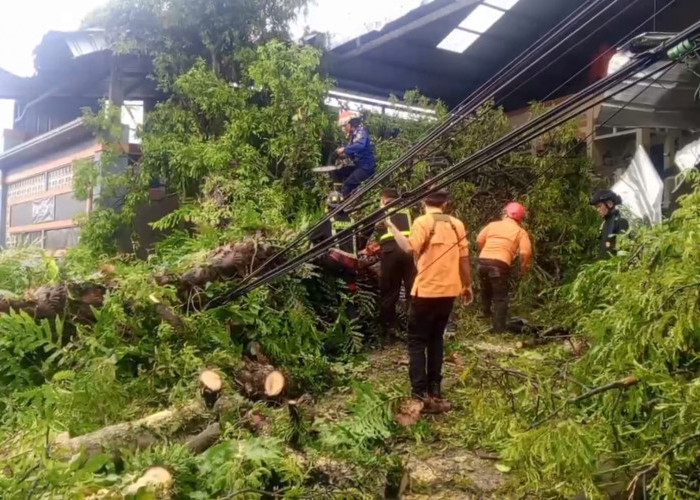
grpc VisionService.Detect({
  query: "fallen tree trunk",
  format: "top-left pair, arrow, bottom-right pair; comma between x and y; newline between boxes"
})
52,402 -> 208,458
0,283 -> 106,323
155,240 -> 281,297
0,239 -> 281,322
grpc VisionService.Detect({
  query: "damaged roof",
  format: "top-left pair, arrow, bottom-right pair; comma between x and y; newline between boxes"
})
325,0 -> 700,108
0,29 -> 156,105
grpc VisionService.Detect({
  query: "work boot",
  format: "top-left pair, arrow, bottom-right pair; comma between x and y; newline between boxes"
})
428,383 -> 452,413
412,392 -> 440,414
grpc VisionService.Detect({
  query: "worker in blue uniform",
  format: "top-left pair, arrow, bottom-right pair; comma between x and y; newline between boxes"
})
332,116 -> 377,198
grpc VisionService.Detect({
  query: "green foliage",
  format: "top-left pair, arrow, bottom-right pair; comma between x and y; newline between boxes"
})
0,314 -> 64,397
319,382 -> 399,451
444,178 -> 700,498
84,0 -> 308,88
0,249 -> 59,294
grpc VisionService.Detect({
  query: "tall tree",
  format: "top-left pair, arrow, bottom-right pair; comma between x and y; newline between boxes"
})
83,0 -> 308,85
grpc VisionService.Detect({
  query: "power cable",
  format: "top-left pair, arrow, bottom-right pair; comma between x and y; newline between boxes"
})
233,56 -> 664,292
242,0 -> 626,282
411,62 -> 677,280
227,55 -> 676,299
228,23 -> 700,298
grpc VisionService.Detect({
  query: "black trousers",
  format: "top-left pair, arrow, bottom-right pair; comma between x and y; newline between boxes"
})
478,259 -> 511,332
407,296 -> 455,395
379,243 -> 416,333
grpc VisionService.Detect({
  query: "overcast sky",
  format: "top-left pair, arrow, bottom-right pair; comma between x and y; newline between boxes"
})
0,0 -> 428,133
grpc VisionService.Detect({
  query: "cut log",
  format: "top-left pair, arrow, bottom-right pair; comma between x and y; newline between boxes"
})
199,370 -> 223,409
236,361 -> 286,399
265,371 -> 286,397
123,466 -> 173,497
52,402 -> 206,458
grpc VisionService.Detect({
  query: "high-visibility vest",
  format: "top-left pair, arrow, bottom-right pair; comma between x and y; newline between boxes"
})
380,209 -> 412,242
331,215 -> 357,256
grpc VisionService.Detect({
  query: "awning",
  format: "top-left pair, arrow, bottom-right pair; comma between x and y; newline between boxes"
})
597,60 -> 700,130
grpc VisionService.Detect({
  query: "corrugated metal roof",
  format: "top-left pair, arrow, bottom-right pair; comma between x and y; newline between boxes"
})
326,0 -> 697,108
41,29 -> 108,58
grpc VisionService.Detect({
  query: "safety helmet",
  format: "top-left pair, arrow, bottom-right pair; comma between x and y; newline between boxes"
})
338,110 -> 361,127
590,190 -> 622,206
505,202 -> 527,222
327,190 -> 343,208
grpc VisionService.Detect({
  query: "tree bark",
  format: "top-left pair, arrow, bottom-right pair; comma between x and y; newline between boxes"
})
185,423 -> 222,454
235,360 -> 286,399
52,402 -> 207,458
0,239 -> 281,323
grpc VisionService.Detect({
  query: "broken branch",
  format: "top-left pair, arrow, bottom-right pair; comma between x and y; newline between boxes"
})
530,375 -> 640,429
627,432 -> 700,497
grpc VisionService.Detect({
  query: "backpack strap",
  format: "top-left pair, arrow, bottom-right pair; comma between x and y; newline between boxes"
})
418,214 -> 460,257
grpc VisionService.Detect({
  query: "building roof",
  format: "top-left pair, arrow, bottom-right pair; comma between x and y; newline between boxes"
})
325,0 -> 698,108
0,30 -> 158,105
0,118 -> 92,170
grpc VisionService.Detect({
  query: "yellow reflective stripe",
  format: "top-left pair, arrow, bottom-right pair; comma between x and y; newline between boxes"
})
380,231 -> 410,241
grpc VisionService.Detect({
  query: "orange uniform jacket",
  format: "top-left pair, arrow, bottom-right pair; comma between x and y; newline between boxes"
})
477,218 -> 533,269
407,208 -> 469,298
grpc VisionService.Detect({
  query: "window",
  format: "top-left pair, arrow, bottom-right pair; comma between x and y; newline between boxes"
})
437,0 -> 518,54
7,174 -> 46,201
47,164 -> 74,190
122,101 -> 144,144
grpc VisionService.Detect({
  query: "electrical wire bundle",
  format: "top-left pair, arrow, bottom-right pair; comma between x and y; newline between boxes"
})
227,7 -> 700,300
243,0 -> 631,279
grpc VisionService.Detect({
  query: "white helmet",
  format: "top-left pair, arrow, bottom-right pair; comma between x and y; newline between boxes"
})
338,110 -> 361,127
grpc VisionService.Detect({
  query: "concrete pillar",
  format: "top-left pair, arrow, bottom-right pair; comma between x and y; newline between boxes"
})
636,128 -> 651,152
663,129 -> 681,175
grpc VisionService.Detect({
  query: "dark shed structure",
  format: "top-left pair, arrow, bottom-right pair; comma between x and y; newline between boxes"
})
326,0 -> 699,108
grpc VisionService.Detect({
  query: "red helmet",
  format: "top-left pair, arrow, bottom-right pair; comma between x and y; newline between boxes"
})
505,202 -> 527,222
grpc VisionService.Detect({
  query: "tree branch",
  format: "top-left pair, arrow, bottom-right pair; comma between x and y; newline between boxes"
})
530,375 -> 639,429
627,432 -> 700,498
662,282 -> 700,307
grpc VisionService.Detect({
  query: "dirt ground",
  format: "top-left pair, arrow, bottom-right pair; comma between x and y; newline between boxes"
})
318,320 -> 519,499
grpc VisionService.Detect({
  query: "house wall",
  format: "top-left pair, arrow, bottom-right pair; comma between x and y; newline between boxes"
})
3,138 -> 101,251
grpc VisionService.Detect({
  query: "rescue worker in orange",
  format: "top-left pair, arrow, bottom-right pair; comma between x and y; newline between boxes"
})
476,202 -> 533,333
387,188 -> 473,412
